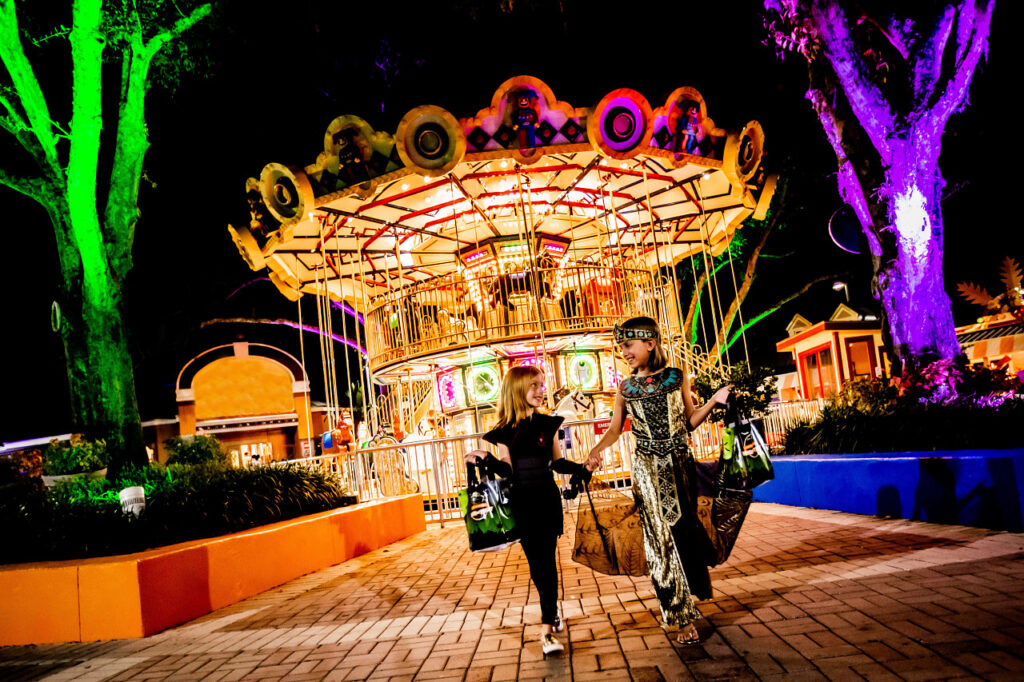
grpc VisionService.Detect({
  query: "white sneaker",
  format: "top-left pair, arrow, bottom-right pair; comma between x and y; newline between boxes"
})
552,615 -> 564,633
541,634 -> 564,657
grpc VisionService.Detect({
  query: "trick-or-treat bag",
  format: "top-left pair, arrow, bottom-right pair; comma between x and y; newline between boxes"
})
572,481 -> 648,577
458,461 -> 518,552
696,460 -> 752,566
718,397 -> 774,491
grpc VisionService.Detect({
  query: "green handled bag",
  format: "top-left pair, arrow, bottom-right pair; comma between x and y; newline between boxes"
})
458,461 -> 518,552
719,398 -> 774,491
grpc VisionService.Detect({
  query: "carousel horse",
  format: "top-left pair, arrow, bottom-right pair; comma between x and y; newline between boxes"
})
365,427 -> 420,496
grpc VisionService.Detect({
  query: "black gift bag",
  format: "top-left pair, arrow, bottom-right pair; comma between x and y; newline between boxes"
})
718,397 -> 774,492
458,461 -> 519,552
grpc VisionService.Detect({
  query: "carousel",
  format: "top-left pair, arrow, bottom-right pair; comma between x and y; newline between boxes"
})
229,75 -> 774,458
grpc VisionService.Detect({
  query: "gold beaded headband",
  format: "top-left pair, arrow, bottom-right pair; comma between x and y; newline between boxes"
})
613,324 -> 659,343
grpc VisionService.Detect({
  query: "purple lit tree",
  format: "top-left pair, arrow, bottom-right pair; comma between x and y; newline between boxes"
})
0,1 -> 212,474
763,0 -> 995,372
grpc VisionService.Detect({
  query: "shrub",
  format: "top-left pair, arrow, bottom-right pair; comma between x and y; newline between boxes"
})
0,449 -> 42,483
0,463 -> 353,564
165,435 -> 228,466
41,435 -> 109,475
782,361 -> 1024,454
692,361 -> 778,420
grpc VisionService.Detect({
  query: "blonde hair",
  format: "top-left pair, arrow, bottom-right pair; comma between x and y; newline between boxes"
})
495,365 -> 543,429
619,316 -> 669,374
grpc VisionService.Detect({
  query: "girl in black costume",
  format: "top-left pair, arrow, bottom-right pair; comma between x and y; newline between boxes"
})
466,365 -> 588,656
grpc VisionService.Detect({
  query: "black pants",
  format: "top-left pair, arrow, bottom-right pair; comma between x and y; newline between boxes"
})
519,533 -> 559,625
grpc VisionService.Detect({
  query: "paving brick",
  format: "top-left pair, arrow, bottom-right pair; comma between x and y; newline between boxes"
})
4,506 -> 1022,682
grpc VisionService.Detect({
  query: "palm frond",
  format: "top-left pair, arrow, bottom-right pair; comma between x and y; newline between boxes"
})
956,282 -> 994,307
1000,257 -> 1022,293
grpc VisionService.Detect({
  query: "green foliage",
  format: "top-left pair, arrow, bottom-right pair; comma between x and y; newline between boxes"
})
783,363 -> 1024,454
692,362 -> 778,421
165,434 -> 228,466
41,436 -> 109,475
783,399 -> 1024,455
0,463 -> 354,564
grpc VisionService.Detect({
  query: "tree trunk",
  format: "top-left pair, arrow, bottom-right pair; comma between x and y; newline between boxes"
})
53,210 -> 146,477
872,138 -> 960,371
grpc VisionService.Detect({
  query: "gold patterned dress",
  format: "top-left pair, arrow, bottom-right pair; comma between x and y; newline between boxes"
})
621,366 -> 716,627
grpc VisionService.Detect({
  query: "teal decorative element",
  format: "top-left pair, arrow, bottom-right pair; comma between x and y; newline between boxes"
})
613,324 -> 659,343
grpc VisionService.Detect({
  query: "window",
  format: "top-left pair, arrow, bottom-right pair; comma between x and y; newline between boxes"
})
229,441 -> 273,467
845,336 -> 877,380
801,345 -> 837,399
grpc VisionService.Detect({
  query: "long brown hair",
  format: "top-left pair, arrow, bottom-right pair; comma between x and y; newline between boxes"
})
618,316 -> 669,374
495,365 -> 543,428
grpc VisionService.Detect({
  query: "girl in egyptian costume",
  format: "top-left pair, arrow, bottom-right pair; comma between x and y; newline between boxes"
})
584,316 -> 743,644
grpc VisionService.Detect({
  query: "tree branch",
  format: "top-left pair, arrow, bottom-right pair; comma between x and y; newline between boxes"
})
142,2 -> 213,62
910,5 -> 957,109
809,0 -> 895,164
0,163 -> 54,205
930,0 -> 995,130
67,0 -> 113,307
0,85 -> 28,132
806,83 -> 883,258
723,273 -> 842,352
684,257 -> 730,347
102,2 -> 212,279
0,0 -> 63,180
708,211 -> 778,359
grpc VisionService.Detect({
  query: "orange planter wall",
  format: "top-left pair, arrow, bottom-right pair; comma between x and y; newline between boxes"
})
0,495 -> 425,646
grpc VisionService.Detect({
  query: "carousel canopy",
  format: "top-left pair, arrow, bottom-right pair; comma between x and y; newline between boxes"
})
229,76 -> 775,309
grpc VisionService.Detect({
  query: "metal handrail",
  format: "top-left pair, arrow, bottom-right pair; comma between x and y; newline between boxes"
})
280,400 -> 825,525
363,263 -> 664,370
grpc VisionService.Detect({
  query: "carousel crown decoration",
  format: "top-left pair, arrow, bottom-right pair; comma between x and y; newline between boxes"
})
613,324 -> 660,343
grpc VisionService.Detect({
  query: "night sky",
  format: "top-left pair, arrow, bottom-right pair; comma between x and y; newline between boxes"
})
4,0 -> 1020,443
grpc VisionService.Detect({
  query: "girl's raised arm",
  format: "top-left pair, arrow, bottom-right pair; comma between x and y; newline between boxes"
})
584,390 -> 626,471
683,363 -> 731,430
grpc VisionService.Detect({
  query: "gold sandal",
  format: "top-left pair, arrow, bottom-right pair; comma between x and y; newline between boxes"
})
676,623 -> 702,645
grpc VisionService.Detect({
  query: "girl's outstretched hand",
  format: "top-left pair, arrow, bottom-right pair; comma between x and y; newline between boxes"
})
712,385 -> 733,406
584,452 -> 601,471
464,449 -> 487,464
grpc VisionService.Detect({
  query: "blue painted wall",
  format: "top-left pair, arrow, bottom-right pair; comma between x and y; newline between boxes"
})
752,449 -> 1024,532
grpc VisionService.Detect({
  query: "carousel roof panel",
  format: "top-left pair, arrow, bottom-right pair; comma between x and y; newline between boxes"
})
230,77 -> 774,306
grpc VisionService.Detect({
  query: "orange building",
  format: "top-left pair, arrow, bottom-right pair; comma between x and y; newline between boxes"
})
957,314 -> 1024,372
175,342 -> 314,465
776,304 -> 889,401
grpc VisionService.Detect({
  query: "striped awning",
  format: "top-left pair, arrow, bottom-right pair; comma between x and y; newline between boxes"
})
962,332 -> 1024,361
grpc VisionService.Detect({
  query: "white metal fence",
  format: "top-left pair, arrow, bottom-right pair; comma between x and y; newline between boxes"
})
280,399 -> 824,525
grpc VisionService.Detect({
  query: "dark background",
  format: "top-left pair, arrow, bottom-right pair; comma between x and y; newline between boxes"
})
4,0 -> 1020,443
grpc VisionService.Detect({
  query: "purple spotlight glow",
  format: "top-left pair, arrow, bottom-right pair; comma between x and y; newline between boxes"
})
268,320 -> 367,355
330,299 -> 365,324
225,277 -> 271,300
202,318 -> 367,355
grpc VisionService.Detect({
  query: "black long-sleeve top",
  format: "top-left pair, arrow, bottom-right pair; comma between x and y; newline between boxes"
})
483,413 -> 565,537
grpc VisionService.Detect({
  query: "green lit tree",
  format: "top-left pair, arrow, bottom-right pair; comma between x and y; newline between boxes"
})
0,1 -> 212,475
681,176 -> 842,361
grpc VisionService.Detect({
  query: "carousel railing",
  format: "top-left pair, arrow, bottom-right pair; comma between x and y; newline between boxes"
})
364,264 -> 664,370
279,412 -> 732,525
279,400 -> 823,525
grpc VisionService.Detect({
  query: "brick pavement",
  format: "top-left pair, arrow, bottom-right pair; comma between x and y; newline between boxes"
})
2,503 -> 1023,681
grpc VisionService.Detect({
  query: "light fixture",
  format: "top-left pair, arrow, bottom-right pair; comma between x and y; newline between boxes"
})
832,281 -> 849,302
